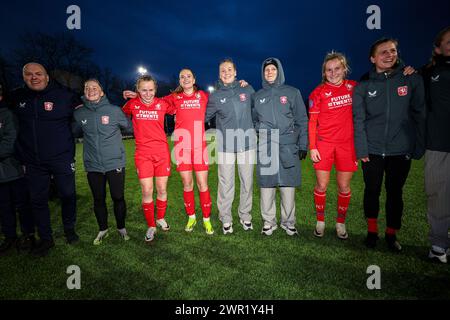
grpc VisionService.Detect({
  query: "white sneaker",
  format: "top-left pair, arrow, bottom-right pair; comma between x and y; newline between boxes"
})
429,248 -> 447,264
336,223 -> 349,240
281,224 -> 298,236
261,223 -> 277,236
145,227 -> 156,243
93,229 -> 109,245
240,220 -> 253,231
314,221 -> 325,238
156,218 -> 170,231
222,223 -> 233,235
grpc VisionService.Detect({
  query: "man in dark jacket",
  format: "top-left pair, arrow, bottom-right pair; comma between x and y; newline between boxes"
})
353,38 -> 426,252
10,62 -> 80,257
0,84 -> 35,254
421,26 -> 450,264
252,58 -> 308,236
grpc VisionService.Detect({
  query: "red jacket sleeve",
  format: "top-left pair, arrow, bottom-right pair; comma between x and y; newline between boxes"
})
308,85 -> 322,150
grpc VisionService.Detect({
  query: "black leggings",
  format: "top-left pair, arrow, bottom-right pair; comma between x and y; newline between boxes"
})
362,155 -> 411,230
87,169 -> 126,231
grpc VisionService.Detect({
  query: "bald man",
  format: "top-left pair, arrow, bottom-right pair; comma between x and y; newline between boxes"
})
10,62 -> 81,257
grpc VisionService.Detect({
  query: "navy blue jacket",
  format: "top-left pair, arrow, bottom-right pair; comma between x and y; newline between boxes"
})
10,81 -> 81,164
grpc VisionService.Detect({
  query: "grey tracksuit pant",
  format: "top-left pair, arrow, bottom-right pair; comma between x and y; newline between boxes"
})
260,187 -> 296,228
217,149 -> 255,224
425,150 -> 450,251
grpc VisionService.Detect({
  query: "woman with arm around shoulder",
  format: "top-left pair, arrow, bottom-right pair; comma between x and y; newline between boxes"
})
73,79 -> 131,245
205,58 -> 257,234
308,52 -> 358,240
352,38 -> 426,252
421,26 -> 450,263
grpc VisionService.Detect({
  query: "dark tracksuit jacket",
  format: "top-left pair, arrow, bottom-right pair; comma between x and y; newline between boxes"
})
0,103 -> 33,238
73,95 -> 130,173
252,58 -> 308,188
421,55 -> 450,153
353,64 -> 426,160
10,81 -> 81,239
205,80 -> 256,153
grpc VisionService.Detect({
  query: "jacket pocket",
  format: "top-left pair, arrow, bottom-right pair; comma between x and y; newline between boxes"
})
279,144 -> 298,168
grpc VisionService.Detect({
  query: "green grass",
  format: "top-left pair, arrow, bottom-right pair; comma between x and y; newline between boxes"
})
1,136 -> 449,300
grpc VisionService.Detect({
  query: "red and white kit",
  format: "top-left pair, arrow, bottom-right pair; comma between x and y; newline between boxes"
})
308,80 -> 358,172
122,97 -> 173,178
164,90 -> 209,172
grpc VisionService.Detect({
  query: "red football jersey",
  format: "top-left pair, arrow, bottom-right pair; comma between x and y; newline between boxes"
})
122,97 -> 171,151
308,80 -> 357,147
163,90 -> 208,149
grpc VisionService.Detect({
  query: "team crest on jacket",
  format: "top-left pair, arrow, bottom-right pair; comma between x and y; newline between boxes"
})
346,83 -> 353,91
397,86 -> 408,97
101,116 -> 109,125
239,93 -> 247,102
196,93 -> 201,99
44,102 -> 53,111
155,104 -> 161,110
280,96 -> 288,104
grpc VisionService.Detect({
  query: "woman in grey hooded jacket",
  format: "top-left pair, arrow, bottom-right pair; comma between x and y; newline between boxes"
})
252,58 -> 308,236
73,79 -> 131,245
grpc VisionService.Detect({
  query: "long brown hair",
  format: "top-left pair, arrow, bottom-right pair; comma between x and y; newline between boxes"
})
429,26 -> 450,66
173,68 -> 199,94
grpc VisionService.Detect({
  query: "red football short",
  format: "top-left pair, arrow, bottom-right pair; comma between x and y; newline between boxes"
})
313,141 -> 358,172
174,144 -> 209,172
135,150 -> 171,179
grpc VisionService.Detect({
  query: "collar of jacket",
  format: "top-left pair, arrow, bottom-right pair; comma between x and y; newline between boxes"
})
261,57 -> 285,89
81,95 -> 110,110
23,80 -> 58,96
369,60 -> 406,80
435,54 -> 450,66
217,79 -> 239,90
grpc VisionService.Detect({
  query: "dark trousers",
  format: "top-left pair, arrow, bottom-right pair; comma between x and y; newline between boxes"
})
0,177 -> 34,239
25,161 -> 76,240
87,168 -> 126,231
362,154 -> 412,230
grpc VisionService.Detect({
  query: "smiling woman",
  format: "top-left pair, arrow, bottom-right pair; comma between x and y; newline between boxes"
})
352,38 -> 427,252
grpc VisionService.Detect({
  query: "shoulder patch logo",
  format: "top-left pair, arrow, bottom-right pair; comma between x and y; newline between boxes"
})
44,102 -> 54,111
368,91 -> 377,98
239,93 -> 247,102
397,86 -> 408,97
101,116 -> 109,125
431,75 -> 440,82
280,96 -> 288,104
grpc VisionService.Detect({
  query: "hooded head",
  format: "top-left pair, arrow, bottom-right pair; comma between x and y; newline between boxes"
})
261,57 -> 285,88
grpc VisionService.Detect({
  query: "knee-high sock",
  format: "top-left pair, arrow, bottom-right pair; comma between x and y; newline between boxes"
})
337,191 -> 351,223
142,202 -> 155,228
367,218 -> 378,234
314,189 -> 326,222
183,191 -> 196,216
199,190 -> 212,219
156,199 -> 168,220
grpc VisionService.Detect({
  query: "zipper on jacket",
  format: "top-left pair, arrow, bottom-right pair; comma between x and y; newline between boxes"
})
94,108 -> 104,171
33,96 -> 40,163
383,72 -> 391,157
271,88 -> 281,182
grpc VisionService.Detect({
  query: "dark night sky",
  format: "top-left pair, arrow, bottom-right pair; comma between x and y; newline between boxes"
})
1,0 -> 449,96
